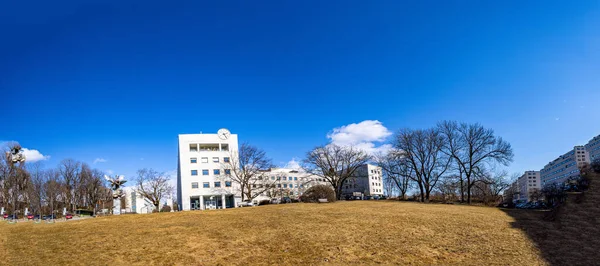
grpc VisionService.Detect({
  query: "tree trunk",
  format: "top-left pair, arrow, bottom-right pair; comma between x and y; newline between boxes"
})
460,178 -> 464,203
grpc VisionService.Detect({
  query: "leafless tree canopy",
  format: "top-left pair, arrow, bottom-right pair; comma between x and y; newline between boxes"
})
222,143 -> 273,201
303,144 -> 370,200
390,128 -> 451,202
438,121 -> 514,204
134,168 -> 174,209
374,152 -> 412,199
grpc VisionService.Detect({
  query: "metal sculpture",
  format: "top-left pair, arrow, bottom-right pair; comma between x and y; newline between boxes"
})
104,175 -> 126,215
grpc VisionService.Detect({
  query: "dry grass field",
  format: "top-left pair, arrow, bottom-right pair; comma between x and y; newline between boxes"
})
0,201 -> 547,265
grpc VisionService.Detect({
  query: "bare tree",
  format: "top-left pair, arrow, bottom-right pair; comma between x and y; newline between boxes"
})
472,168 -> 511,204
58,159 -> 81,212
134,168 -> 174,210
438,121 -> 513,204
374,152 -> 412,200
391,128 -> 451,202
43,169 -> 62,218
222,143 -> 273,201
27,162 -> 45,215
85,169 -> 106,214
303,144 -> 370,200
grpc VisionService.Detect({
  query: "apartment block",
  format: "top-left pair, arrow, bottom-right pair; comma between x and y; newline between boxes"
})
585,134 -> 600,163
341,164 -> 384,197
517,171 -> 541,202
540,146 -> 590,187
177,129 -> 241,211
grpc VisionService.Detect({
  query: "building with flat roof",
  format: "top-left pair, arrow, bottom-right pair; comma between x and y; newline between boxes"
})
341,164 -> 384,198
177,128 -> 241,211
585,134 -> 600,163
252,168 -> 329,203
518,171 -> 541,202
540,146 -> 590,187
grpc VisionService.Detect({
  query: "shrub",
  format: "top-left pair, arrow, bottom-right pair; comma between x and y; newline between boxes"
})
258,199 -> 271,206
160,205 -> 172,212
592,159 -> 600,174
541,183 -> 567,207
301,185 -> 336,203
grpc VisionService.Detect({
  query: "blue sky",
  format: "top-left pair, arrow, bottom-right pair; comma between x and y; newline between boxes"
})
1,1 -> 599,184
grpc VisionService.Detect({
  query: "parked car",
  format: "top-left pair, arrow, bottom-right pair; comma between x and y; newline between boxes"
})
65,213 -> 73,220
27,214 -> 34,220
239,201 -> 254,207
281,197 -> 292,204
43,214 -> 57,220
6,214 -> 17,220
2,213 -> 8,219
270,198 -> 281,204
373,195 -> 381,200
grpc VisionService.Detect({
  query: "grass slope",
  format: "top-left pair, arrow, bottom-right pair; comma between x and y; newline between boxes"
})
0,201 -> 545,265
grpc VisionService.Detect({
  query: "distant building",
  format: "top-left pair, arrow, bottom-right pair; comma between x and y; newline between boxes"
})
341,164 -> 384,198
585,134 -> 600,163
252,168 -> 329,203
177,128 -> 241,211
540,146 -> 590,187
518,171 -> 540,202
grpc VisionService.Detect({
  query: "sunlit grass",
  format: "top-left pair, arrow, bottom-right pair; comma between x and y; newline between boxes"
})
0,201 -> 545,265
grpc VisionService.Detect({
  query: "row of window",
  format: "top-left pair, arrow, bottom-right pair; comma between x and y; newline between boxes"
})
370,169 -> 382,174
191,169 -> 231,176
372,182 -> 381,187
191,181 -> 232,189
191,157 -> 230,164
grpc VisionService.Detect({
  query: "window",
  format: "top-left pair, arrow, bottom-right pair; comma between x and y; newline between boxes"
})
284,184 -> 288,188
203,182 -> 210,188
202,169 -> 209,175
224,157 -> 230,163
294,177 -> 297,181
201,157 -> 208,163
271,176 -> 275,180
192,182 -> 198,189
213,157 -> 219,163
191,170 -> 198,176
189,144 -> 198,152
225,169 -> 231,175
225,181 -> 232,187
288,177 -> 292,181
215,181 -> 221,187
277,184 -> 281,188
190,158 -> 197,163
214,169 -> 220,175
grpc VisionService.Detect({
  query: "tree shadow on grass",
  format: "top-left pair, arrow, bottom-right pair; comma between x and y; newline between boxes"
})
501,206 -> 600,266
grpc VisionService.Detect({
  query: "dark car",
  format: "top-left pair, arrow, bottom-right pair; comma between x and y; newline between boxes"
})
281,197 -> 292,204
6,214 -> 17,220
43,214 -> 57,220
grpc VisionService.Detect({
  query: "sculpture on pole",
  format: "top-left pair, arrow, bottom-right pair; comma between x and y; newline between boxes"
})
104,175 -> 126,215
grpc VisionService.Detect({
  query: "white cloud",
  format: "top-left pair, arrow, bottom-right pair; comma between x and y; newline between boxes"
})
106,169 -> 114,175
284,158 -> 301,170
21,148 -> 51,162
327,120 -> 392,155
93,158 -> 107,164
0,141 -> 50,163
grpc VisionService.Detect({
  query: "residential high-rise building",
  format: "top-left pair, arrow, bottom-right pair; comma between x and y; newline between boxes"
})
585,134 -> 600,163
177,128 -> 241,211
517,171 -> 540,202
341,164 -> 384,198
540,146 -> 590,187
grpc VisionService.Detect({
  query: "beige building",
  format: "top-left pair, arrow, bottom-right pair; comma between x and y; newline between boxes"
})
252,168 -> 329,203
585,134 -> 600,163
540,146 -> 590,187
518,171 -> 540,202
341,164 -> 384,198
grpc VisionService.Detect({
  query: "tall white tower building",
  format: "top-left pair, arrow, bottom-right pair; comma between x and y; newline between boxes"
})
177,128 -> 241,211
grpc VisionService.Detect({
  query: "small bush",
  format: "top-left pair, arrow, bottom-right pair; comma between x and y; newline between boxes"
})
541,183 -> 567,207
592,159 -> 600,174
160,205 -> 172,212
301,185 -> 336,203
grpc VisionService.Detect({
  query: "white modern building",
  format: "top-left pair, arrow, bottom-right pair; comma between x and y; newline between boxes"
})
517,171 -> 541,202
585,134 -> 600,163
540,146 -> 590,187
122,187 -> 156,214
177,128 -> 241,211
252,168 -> 329,203
341,164 -> 384,198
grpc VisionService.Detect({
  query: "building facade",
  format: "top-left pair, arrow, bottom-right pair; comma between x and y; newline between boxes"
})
177,129 -> 241,211
585,134 -> 600,163
540,146 -> 590,187
341,164 -> 384,198
252,168 -> 329,203
517,171 -> 541,202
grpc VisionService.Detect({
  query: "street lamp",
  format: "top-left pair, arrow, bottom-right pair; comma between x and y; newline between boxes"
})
6,145 -> 26,218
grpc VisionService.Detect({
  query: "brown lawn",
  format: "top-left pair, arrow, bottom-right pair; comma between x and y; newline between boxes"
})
0,201 -> 546,265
